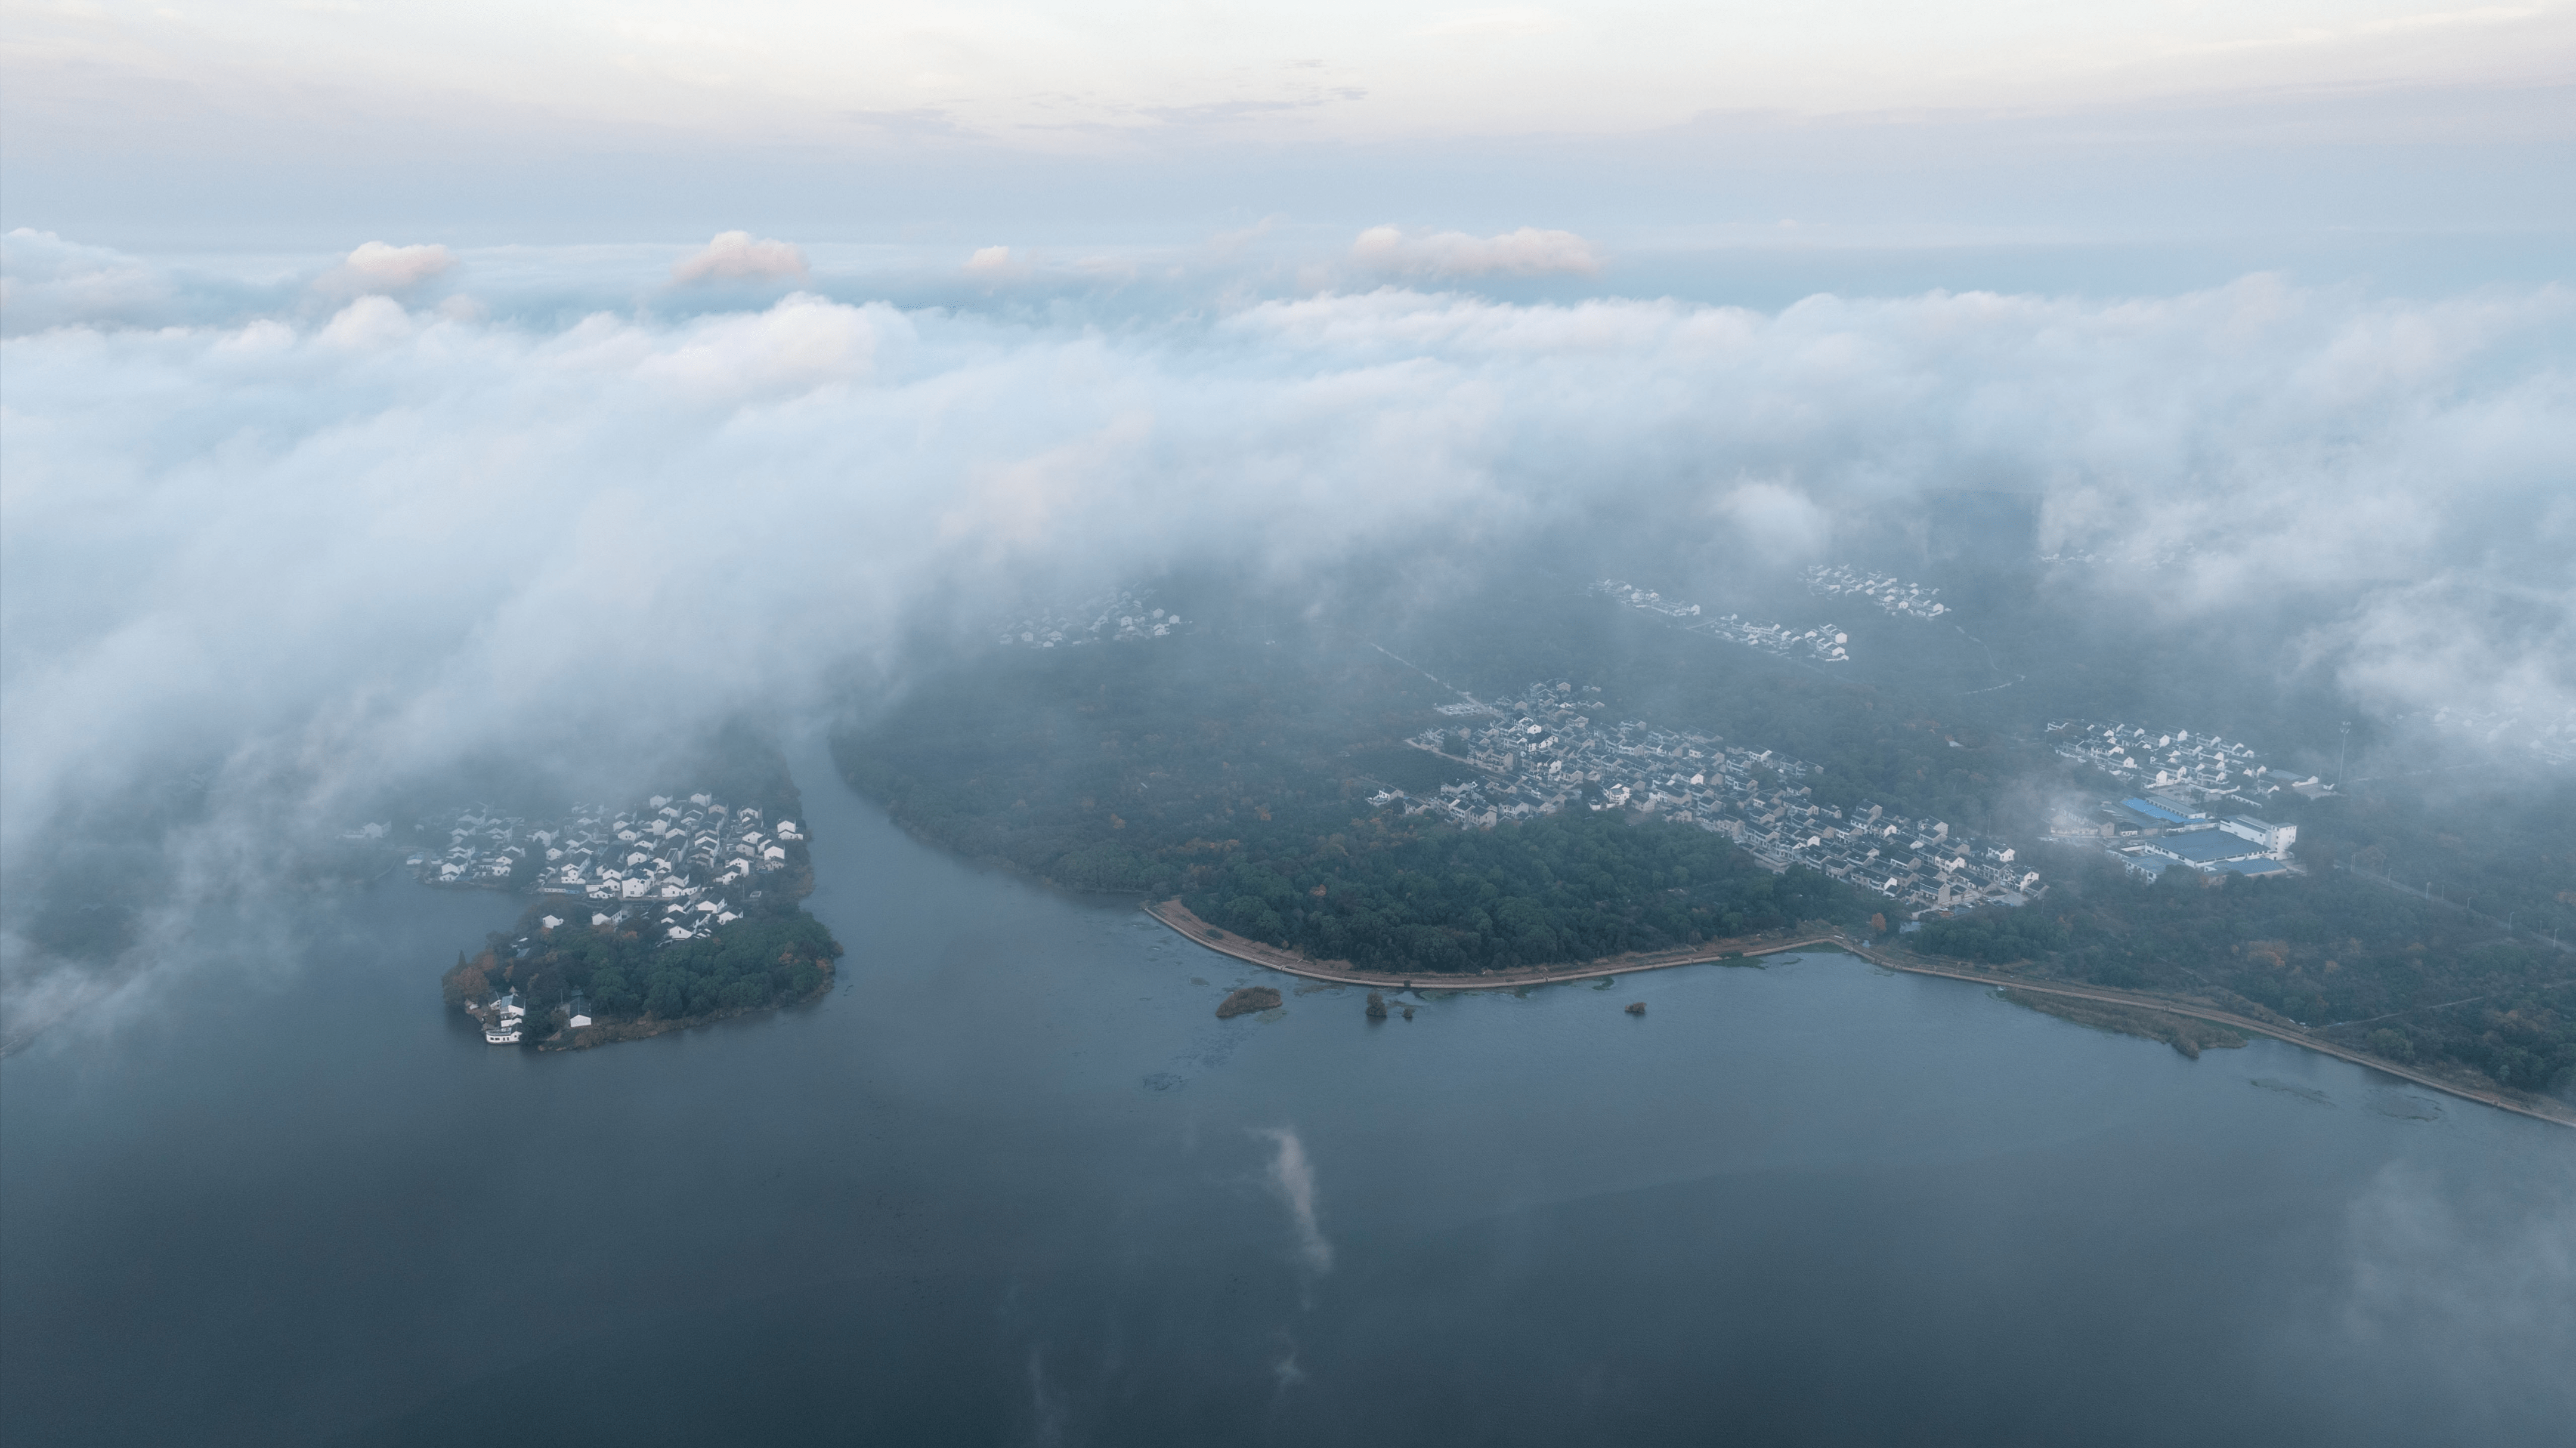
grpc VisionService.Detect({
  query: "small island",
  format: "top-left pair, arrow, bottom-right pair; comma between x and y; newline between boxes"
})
444,895 -> 841,1049
1215,986 -> 1282,1019
420,742 -> 846,1050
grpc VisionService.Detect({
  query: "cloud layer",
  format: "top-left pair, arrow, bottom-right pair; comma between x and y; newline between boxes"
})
672,231 -> 811,285
3,240 -> 2571,1025
1350,226 -> 1602,278
325,241 -> 456,294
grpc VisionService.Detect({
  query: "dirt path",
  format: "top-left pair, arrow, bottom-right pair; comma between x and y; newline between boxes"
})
1142,899 -> 2574,1129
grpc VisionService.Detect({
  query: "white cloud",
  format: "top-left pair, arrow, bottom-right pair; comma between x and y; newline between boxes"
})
960,245 -> 1035,283
316,294 -> 418,350
2,260 -> 2569,1029
632,292 -> 889,401
1717,480 -> 1831,561
2,229 -> 183,333
311,241 -> 456,300
1417,8 -> 1565,40
1350,225 -> 1602,278
670,230 -> 810,285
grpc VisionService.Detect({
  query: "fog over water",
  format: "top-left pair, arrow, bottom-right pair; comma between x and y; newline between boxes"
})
2,736 -> 2568,1445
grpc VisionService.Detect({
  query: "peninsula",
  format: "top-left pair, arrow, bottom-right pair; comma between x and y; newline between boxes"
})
834,576 -> 2576,1118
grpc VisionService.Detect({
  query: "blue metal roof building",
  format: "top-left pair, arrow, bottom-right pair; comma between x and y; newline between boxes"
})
2122,797 -> 2195,825
2210,858 -> 2292,878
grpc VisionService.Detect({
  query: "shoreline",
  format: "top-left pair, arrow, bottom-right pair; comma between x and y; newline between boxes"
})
531,980 -> 834,1051
1142,899 -> 2575,1129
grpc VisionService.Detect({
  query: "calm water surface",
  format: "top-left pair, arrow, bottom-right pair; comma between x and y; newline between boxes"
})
5,738 -> 2571,1446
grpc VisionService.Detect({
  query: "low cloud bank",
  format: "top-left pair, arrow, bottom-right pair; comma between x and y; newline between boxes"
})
1349,225 -> 1601,278
2,242 -> 2569,1029
671,230 -> 810,285
322,240 -> 455,294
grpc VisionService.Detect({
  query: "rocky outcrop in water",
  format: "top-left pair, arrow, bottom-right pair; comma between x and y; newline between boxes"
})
1365,991 -> 1388,1019
1625,1001 -> 1647,1015
1217,986 -> 1282,1020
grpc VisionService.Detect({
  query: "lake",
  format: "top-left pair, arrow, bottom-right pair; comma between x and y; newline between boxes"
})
5,736 -> 2570,1446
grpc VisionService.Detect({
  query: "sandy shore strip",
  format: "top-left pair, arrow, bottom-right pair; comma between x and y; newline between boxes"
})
1142,899 -> 2574,1129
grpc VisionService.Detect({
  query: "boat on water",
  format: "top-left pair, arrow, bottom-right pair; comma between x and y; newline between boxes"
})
484,1024 -> 521,1045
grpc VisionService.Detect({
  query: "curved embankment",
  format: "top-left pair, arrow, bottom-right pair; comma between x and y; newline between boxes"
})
1142,899 -> 2574,1130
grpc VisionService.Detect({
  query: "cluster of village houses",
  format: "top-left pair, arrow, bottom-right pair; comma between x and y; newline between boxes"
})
1591,579 -> 1849,663
2043,721 -> 2306,880
1696,614 -> 1851,663
1385,681 -> 2041,919
1801,564 -> 1947,619
997,589 -> 1182,649
407,793 -> 800,943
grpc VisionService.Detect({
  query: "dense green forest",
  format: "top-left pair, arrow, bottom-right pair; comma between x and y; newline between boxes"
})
836,622 -> 1878,974
444,895 -> 842,1041
839,588 -> 2060,896
837,629 -> 1462,899
850,596 -> 2056,856
1915,857 -> 2576,1101
1185,809 -> 1867,973
840,582 -> 2574,1094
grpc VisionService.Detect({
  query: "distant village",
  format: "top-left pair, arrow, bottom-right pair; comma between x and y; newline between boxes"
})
997,589 -> 1183,649
1386,681 -> 2041,919
1591,579 -> 1849,663
401,793 -> 801,943
2043,721 -> 2308,881
1801,564 -> 1947,619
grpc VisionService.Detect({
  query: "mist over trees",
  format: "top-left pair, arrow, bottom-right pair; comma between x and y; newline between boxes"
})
4,239 -> 2570,1043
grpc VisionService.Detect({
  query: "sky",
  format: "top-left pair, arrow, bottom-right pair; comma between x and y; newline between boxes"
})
5,1 -> 2572,251
2,2 -> 2572,1030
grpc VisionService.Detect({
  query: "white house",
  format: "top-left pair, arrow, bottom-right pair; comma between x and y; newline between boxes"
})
2220,816 -> 2297,857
